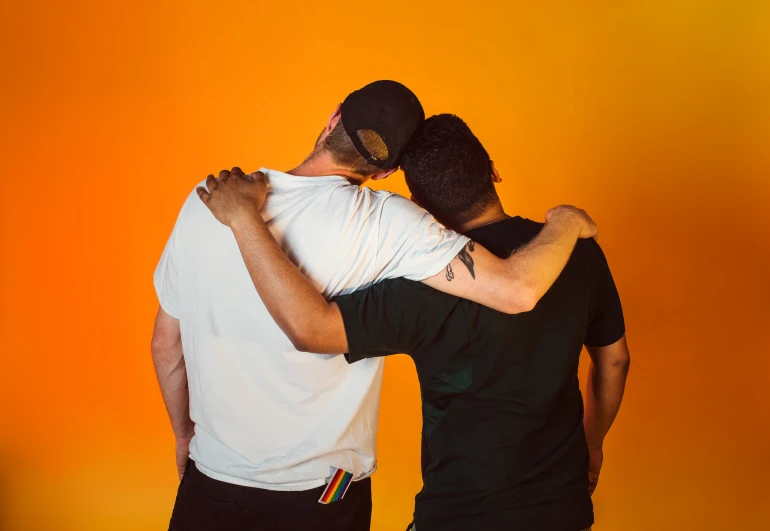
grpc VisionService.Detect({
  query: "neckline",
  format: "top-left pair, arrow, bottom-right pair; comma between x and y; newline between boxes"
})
464,216 -> 524,236
260,167 -> 350,183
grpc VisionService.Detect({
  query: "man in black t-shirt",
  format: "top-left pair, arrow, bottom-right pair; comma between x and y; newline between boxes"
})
199,115 -> 630,531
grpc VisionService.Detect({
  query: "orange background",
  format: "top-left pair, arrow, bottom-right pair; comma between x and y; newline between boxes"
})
1,1 -> 768,529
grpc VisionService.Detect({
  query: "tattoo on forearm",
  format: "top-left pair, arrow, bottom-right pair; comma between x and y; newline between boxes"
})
445,241 -> 476,281
458,241 -> 476,279
445,263 -> 454,281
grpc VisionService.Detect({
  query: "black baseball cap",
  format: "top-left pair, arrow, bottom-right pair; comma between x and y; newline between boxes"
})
340,80 -> 425,169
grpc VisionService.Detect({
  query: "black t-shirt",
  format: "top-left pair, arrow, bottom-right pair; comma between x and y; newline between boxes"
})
334,217 -> 625,531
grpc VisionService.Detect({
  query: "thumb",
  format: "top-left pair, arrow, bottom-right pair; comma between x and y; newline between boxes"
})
250,171 -> 267,184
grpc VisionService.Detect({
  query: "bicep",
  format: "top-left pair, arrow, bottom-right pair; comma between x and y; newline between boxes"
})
421,242 -> 524,314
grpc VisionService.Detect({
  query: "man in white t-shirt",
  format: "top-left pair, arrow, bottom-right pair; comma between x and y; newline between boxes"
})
151,80 -> 596,531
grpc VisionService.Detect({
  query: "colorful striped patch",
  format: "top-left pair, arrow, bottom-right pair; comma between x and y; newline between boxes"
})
318,468 -> 354,504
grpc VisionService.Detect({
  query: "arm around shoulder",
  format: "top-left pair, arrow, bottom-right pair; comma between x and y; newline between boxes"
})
421,206 -> 594,314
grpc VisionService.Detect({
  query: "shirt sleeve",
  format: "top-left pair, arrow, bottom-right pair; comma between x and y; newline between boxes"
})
153,207 -> 185,319
374,194 -> 470,282
584,239 -> 625,347
334,278 -> 462,364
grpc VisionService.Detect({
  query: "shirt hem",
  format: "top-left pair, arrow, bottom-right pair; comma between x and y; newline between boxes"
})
193,462 -> 377,492
337,294 -> 368,364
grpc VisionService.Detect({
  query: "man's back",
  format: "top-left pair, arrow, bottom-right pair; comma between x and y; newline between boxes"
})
336,216 -> 625,530
153,168 -> 468,490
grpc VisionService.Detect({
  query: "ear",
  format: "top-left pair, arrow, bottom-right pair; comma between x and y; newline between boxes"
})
371,168 -> 397,181
490,160 -> 502,183
326,103 -> 343,133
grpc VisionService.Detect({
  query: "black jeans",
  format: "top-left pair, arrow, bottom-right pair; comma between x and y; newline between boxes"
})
169,460 -> 372,531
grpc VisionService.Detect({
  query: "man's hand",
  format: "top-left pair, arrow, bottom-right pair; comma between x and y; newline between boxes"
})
588,445 -> 603,495
175,433 -> 193,481
197,167 -> 267,228
545,205 -> 598,240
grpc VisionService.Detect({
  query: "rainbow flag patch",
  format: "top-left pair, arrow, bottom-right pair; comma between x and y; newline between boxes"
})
318,468 -> 354,504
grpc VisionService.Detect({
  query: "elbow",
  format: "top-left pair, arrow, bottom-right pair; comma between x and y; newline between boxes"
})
612,342 -> 631,372
502,283 -> 539,315
151,334 -> 182,364
617,353 -> 631,373
284,308 -> 338,354
285,325 -> 317,353
604,352 -> 631,374
150,337 -> 166,362
290,336 -> 312,353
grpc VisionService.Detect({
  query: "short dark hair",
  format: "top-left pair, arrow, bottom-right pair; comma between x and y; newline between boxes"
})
323,117 -> 389,177
401,114 -> 498,228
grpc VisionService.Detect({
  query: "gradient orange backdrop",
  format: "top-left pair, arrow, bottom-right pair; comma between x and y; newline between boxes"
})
1,1 -> 769,529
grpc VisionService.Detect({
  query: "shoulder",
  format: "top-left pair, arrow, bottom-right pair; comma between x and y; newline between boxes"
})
179,181 -> 211,219
378,192 -> 431,218
511,217 -> 546,243
574,239 -> 615,293
171,182 -> 231,236
577,237 -> 608,263
326,187 -> 435,225
165,182 -> 207,224
519,217 -> 606,260
323,183 -> 402,209
357,191 -> 442,233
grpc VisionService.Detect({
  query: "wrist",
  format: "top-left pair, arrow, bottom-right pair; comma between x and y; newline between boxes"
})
175,429 -> 194,441
173,421 -> 195,441
549,208 -> 584,233
230,209 -> 264,232
584,434 -> 604,450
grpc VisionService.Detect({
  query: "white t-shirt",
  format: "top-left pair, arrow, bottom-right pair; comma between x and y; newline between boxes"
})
154,168 -> 469,490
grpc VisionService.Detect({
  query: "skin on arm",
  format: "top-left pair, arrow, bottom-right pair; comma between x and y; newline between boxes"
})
583,335 -> 631,494
421,205 -> 597,314
198,169 -> 349,354
151,305 -> 195,479
196,168 -> 595,351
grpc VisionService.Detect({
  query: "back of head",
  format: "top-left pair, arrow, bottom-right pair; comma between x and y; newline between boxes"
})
323,80 -> 425,179
401,114 -> 498,228
323,121 -> 390,177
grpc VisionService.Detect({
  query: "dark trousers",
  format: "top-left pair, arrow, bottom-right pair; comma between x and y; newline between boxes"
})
169,460 -> 372,531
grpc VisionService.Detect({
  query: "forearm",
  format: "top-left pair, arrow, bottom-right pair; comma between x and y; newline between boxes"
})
583,359 -> 629,449
421,213 -> 583,314
506,212 -> 583,308
230,213 -> 343,352
152,347 -> 193,439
